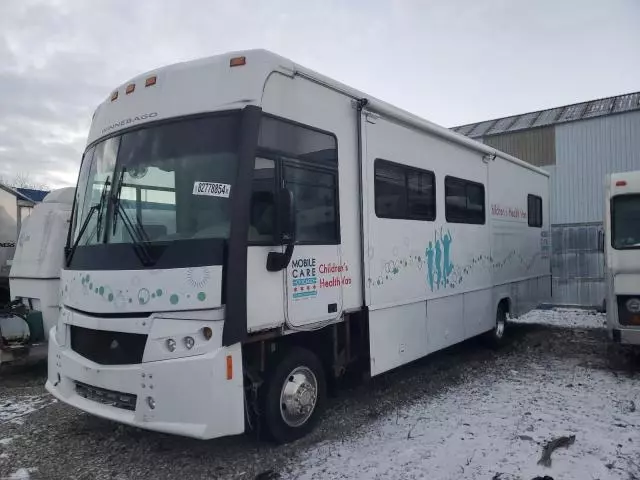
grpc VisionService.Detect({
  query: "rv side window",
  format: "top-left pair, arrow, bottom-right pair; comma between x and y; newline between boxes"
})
445,176 -> 485,225
527,194 -> 543,228
374,159 -> 436,221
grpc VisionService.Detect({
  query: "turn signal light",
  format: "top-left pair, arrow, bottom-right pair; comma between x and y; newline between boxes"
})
125,83 -> 135,94
202,327 -> 213,341
145,75 -> 157,87
110,91 -> 118,102
226,355 -> 233,380
230,56 -> 246,67
616,180 -> 627,187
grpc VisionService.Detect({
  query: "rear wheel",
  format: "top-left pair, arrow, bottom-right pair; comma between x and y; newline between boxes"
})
262,347 -> 326,444
486,302 -> 508,348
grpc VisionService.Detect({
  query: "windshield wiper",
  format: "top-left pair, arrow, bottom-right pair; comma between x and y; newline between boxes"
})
111,168 -> 155,266
65,176 -> 111,265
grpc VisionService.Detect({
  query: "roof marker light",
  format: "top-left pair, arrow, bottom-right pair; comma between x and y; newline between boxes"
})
126,83 -> 135,95
145,76 -> 157,87
230,56 -> 246,67
616,180 -> 627,187
110,91 -> 118,102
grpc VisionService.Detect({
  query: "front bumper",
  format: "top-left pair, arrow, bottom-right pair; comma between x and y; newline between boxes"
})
610,327 -> 640,346
46,324 -> 245,440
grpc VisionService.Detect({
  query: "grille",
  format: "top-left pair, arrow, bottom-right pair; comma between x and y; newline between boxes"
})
75,381 -> 137,411
70,325 -> 147,365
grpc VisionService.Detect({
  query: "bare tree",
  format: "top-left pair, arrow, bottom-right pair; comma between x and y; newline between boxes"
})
0,173 -> 49,191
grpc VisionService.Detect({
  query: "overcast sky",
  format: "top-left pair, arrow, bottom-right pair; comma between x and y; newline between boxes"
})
1,0 -> 638,189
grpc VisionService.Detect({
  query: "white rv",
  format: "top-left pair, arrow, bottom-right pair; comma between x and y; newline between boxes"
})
0,188 -> 74,365
604,171 -> 640,345
46,50 -> 550,443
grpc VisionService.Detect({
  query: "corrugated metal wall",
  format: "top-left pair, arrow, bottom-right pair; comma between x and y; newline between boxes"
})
553,110 -> 640,224
483,127 -> 556,167
551,223 -> 605,308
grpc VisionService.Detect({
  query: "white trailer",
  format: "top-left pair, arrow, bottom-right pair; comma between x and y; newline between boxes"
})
604,171 -> 640,345
46,50 -> 550,443
0,188 -> 74,365
0,184 -> 38,304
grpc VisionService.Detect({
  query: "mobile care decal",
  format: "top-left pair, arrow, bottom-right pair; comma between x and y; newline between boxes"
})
290,258 -> 351,300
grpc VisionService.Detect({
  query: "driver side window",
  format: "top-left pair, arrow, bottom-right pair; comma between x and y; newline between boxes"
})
249,158 -> 276,243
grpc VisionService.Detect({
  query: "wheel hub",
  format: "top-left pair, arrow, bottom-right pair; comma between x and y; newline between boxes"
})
280,366 -> 318,427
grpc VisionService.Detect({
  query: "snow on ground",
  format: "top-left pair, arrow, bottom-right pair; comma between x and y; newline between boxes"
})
7,467 -> 37,479
514,308 -> 606,329
284,348 -> 639,479
0,395 -> 54,423
0,438 -> 14,446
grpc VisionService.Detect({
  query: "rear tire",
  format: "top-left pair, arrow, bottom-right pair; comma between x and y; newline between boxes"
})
486,302 -> 508,348
262,347 -> 326,444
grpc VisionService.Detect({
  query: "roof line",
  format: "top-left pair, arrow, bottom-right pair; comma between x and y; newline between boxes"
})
454,90 -> 640,133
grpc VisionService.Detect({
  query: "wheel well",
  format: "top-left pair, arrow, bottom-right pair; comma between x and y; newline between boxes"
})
498,297 -> 511,315
243,311 -> 369,384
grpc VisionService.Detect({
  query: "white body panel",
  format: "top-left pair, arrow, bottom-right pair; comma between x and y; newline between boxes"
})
9,188 -> 74,340
47,307 -> 244,439
49,49 -> 550,440
604,171 -> 640,345
0,187 -> 20,284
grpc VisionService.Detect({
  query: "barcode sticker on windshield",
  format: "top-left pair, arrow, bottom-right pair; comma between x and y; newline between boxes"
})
192,182 -> 231,198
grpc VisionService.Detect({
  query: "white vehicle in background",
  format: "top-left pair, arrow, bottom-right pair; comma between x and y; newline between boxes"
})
0,188 -> 74,365
604,171 -> 640,345
46,50 -> 551,443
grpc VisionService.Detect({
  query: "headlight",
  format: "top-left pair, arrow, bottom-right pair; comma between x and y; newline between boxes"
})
165,338 -> 176,352
626,298 -> 640,313
183,336 -> 195,350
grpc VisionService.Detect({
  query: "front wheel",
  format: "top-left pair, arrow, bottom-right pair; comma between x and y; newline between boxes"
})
262,347 -> 326,443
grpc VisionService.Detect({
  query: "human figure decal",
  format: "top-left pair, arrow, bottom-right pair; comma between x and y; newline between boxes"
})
426,228 -> 454,291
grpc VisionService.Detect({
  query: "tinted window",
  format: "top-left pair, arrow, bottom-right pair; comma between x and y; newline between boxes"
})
249,158 -> 276,243
527,194 -> 543,228
612,194 -> 640,249
445,176 -> 485,224
259,117 -> 337,165
285,165 -> 338,243
375,160 -> 435,221
256,116 -> 339,245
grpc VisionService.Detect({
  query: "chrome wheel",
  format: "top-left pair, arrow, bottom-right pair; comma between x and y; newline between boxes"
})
279,366 -> 318,427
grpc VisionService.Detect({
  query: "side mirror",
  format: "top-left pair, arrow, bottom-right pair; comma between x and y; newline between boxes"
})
279,188 -> 296,245
267,188 -> 296,272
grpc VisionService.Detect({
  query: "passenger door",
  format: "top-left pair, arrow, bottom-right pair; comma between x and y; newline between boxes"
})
283,161 -> 343,328
245,116 -> 343,331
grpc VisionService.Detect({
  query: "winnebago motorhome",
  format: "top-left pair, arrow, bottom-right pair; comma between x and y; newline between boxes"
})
47,50 -> 550,443
604,171 -> 640,345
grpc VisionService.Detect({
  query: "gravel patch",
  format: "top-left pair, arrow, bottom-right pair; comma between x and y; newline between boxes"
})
1,310 -> 638,480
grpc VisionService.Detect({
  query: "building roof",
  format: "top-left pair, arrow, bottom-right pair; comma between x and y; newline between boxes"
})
452,91 -> 640,139
16,187 -> 50,203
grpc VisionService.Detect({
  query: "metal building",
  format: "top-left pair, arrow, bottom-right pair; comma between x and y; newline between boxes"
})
453,92 -> 640,308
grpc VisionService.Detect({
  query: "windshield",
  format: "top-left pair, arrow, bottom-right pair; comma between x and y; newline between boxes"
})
612,194 -> 640,249
69,113 -> 240,268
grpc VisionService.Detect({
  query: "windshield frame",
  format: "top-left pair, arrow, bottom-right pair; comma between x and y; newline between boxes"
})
66,110 -> 243,271
611,193 -> 640,250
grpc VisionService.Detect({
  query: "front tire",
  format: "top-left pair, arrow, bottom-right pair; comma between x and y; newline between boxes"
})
262,347 -> 326,444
